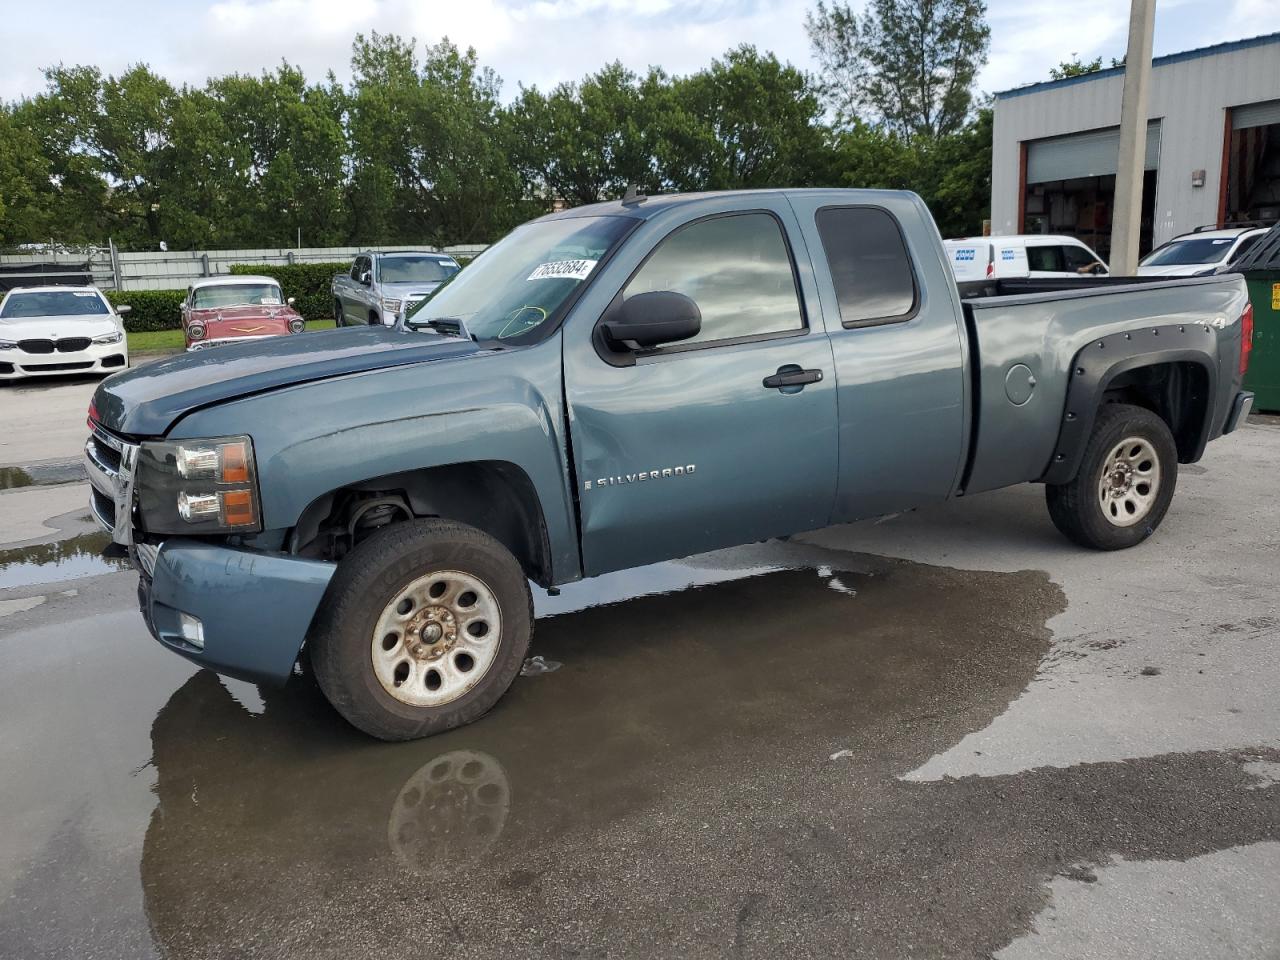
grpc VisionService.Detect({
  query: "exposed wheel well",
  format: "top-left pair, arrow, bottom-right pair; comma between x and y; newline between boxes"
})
289,461 -> 554,586
1101,361 -> 1210,463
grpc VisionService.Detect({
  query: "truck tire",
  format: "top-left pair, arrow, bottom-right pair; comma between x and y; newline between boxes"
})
309,519 -> 533,740
1045,402 -> 1178,550
368,311 -> 381,326
334,299 -> 345,326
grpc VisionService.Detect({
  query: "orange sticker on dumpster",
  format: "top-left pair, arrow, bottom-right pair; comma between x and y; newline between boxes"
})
1273,283 -> 1280,310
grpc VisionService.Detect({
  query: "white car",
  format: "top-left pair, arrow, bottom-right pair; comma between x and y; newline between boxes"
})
944,235 -> 1107,283
1136,227 -> 1270,278
0,286 -> 130,381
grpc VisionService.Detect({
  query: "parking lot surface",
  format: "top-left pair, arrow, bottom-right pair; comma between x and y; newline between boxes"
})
0,382 -> 1277,958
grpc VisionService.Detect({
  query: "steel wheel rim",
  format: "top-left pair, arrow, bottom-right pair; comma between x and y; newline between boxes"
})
1097,435 -> 1161,527
371,570 -> 502,706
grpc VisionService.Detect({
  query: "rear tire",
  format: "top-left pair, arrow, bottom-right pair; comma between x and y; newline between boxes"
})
309,519 -> 533,741
1045,403 -> 1178,550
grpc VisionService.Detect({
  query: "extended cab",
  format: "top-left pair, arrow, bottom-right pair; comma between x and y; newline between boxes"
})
332,251 -> 461,327
86,189 -> 1256,740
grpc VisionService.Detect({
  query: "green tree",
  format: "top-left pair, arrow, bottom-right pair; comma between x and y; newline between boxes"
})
806,0 -> 990,141
0,105 -> 56,246
1049,54 -> 1104,79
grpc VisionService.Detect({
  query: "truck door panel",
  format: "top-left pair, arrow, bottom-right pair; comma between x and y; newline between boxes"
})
786,194 -> 967,521
563,202 -> 839,576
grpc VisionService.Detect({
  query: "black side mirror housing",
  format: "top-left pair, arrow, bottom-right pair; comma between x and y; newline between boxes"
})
602,291 -> 701,350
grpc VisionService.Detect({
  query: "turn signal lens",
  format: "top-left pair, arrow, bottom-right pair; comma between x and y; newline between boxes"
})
220,442 -> 249,483
1240,302 -> 1254,376
221,489 -> 255,527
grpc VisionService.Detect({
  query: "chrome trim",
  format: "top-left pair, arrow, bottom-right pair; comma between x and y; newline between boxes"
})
135,542 -> 161,578
187,334 -> 281,352
83,426 -> 140,546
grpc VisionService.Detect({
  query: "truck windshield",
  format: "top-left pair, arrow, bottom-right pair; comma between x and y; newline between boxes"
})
404,216 -> 635,341
192,283 -> 283,308
1139,237 -> 1237,266
379,257 -> 459,283
1,291 -> 110,319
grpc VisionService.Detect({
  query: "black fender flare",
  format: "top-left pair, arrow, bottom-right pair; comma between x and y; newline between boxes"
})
1040,323 -> 1219,485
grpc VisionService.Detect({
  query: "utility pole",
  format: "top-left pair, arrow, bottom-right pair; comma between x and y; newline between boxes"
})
1109,0 -> 1157,275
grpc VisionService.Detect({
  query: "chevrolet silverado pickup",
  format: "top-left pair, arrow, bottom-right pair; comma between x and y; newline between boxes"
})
332,250 -> 461,326
85,189 -> 1256,740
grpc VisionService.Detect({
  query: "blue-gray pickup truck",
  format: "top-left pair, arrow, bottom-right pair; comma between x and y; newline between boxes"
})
86,189 -> 1256,740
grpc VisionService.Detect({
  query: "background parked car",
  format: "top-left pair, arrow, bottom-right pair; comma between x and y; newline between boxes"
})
332,251 -> 461,327
0,285 -> 129,381
944,235 -> 1107,282
1137,226 -> 1270,277
182,276 -> 305,352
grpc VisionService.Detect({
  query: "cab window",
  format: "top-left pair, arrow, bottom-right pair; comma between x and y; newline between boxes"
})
622,212 -> 804,348
1062,244 -> 1101,273
815,206 -> 917,326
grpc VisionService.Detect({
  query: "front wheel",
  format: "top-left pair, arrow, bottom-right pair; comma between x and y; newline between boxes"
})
334,299 -> 346,326
1045,402 -> 1178,550
309,519 -> 533,740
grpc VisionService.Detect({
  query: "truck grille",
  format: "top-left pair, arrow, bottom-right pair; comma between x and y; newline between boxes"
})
84,425 -> 140,545
18,338 -> 92,354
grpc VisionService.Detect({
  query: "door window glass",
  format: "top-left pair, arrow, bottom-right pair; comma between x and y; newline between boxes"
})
623,213 -> 804,347
1062,244 -> 1100,272
815,207 -> 917,325
1027,245 -> 1066,272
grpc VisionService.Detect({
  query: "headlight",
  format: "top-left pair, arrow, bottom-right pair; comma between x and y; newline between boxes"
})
288,317 -> 305,334
0,340 -> 15,350
381,298 -> 402,313
135,435 -> 262,535
92,331 -> 124,345
188,323 -> 206,340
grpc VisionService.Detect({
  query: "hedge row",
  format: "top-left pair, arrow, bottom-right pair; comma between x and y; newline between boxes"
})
229,262 -> 349,321
105,289 -> 185,333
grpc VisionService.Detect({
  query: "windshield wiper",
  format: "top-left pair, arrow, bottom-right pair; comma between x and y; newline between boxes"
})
408,316 -> 474,341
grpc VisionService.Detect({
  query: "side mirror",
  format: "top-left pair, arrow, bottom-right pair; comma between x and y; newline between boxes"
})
602,291 -> 701,350
360,271 -> 372,286
116,304 -> 132,315
287,296 -> 296,306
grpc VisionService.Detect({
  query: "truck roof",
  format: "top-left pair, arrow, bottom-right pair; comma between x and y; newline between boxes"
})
535,188 -> 924,223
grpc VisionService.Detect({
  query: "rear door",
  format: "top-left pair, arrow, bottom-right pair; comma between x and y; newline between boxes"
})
562,199 -> 839,575
786,194 -> 968,522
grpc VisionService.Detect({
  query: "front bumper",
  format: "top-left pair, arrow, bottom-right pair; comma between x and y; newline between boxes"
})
0,342 -> 128,378
187,333 -> 286,352
139,539 -> 336,685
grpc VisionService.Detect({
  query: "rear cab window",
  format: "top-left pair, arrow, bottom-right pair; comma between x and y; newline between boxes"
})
814,207 -> 917,327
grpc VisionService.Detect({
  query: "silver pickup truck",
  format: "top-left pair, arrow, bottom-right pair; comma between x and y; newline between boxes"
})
332,251 -> 461,327
88,188 -> 1255,741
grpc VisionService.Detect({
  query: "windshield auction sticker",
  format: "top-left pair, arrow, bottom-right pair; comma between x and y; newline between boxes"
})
528,259 -> 598,282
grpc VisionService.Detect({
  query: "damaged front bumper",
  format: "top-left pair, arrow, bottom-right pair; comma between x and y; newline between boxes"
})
138,539 -> 336,685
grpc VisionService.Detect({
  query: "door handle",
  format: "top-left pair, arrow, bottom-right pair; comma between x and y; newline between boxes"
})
762,367 -> 823,390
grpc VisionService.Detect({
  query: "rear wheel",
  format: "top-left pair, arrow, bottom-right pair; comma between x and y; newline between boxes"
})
1045,403 -> 1178,550
309,519 -> 533,740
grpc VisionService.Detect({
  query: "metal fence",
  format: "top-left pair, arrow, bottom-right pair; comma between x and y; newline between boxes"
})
0,243 -> 489,293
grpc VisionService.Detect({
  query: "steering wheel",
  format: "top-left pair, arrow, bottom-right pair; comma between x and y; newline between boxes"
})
497,305 -> 548,339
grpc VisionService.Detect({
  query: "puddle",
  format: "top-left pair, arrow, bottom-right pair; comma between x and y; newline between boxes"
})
0,531 -> 129,589
0,466 -> 34,490
3,546 -> 1278,959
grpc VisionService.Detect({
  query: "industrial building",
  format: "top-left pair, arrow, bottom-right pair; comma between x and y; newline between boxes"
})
990,32 -> 1280,260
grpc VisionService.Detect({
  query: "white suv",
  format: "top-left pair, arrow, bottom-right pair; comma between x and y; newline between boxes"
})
1137,227 -> 1269,278
0,286 -> 130,381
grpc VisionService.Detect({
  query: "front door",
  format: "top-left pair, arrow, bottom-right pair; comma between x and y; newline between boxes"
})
564,205 -> 839,576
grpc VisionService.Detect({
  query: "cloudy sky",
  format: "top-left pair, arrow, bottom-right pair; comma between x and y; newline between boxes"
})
3,0 -> 1278,103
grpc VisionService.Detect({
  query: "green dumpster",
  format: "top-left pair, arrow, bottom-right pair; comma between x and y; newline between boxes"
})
1244,273 -> 1280,412
1231,225 -> 1280,413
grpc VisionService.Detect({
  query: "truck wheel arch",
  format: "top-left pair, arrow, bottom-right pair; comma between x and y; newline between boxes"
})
289,460 -> 555,587
1041,325 -> 1219,485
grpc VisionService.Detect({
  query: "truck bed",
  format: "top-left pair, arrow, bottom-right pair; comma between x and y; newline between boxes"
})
956,274 -> 1249,496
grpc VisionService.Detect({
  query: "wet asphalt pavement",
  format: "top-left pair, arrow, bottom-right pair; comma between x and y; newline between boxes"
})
1,394 -> 1278,958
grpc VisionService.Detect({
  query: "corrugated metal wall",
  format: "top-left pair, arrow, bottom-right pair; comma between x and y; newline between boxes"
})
992,35 -> 1280,245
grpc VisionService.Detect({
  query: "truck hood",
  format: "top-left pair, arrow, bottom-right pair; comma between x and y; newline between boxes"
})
92,326 -> 490,437
1135,263 -> 1218,277
380,280 -> 445,300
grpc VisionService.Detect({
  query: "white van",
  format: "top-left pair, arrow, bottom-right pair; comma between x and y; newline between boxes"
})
944,235 -> 1108,282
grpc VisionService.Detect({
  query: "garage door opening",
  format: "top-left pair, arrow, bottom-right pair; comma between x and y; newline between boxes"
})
1221,100 -> 1280,227
1020,121 -> 1162,264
